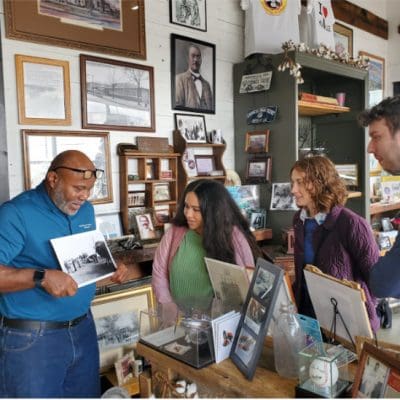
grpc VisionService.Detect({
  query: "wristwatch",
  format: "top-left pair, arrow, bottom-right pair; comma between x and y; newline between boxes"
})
33,269 -> 46,288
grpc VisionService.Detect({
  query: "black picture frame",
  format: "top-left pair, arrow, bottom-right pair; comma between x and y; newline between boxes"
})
230,258 -> 284,380
169,0 -> 207,32
171,34 -> 215,114
246,157 -> 272,183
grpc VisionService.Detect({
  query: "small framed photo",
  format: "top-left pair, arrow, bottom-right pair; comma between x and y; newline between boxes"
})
169,0 -> 207,32
15,54 -> 71,125
250,209 -> 266,230
335,164 -> 358,188
146,159 -> 155,180
381,217 -> 394,232
127,191 -> 146,207
135,213 -> 156,240
270,183 -> 298,211
359,51 -> 385,107
246,157 -> 272,182
154,207 -> 170,226
174,113 -> 207,143
195,155 -> 215,176
114,351 -> 135,386
352,342 -> 400,398
160,170 -> 173,179
230,258 -> 284,380
245,130 -> 270,153
154,183 -> 171,202
95,212 -> 123,240
378,235 -> 392,251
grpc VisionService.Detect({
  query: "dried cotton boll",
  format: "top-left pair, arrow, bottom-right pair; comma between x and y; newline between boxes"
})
186,382 -> 198,396
175,380 -> 187,394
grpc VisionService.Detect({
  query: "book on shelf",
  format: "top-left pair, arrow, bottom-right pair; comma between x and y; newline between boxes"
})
299,92 -> 339,106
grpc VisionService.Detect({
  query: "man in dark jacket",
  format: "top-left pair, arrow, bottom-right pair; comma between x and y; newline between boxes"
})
359,96 -> 400,298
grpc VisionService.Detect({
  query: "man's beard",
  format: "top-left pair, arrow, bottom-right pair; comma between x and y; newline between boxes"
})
53,184 -> 78,216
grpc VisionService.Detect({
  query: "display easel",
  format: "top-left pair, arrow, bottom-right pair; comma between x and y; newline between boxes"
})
304,265 -> 373,350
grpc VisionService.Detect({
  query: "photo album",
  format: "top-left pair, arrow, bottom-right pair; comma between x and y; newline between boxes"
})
50,229 -> 116,287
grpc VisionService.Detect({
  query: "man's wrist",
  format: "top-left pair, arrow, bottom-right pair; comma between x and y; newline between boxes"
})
33,269 -> 46,288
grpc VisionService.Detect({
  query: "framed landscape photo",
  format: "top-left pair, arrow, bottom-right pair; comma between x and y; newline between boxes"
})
175,113 -> 207,143
15,54 -> 71,125
195,155 -> 215,176
21,129 -> 113,204
171,34 -> 215,114
170,0 -> 207,32
230,258 -> 284,380
4,0 -> 146,59
352,342 -> 400,398
359,51 -> 385,107
91,284 -> 155,371
245,130 -> 270,153
333,22 -> 353,57
80,54 -> 155,132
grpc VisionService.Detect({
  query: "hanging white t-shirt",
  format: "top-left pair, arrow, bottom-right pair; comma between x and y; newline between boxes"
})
242,0 -> 301,57
299,0 -> 335,49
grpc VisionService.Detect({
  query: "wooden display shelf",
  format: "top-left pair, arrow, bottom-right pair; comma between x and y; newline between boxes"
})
370,201 -> 400,216
298,100 -> 350,116
252,228 -> 272,242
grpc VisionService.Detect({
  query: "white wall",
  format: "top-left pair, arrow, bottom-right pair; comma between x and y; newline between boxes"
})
1,0 -> 400,213
0,0 -> 244,214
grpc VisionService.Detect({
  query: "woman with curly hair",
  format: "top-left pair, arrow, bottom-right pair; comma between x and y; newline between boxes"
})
290,156 -> 380,332
152,179 -> 261,308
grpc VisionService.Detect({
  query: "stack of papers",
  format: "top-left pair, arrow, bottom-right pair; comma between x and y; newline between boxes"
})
211,311 -> 241,363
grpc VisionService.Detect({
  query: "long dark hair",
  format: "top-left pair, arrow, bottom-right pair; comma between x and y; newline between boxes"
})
173,179 -> 261,263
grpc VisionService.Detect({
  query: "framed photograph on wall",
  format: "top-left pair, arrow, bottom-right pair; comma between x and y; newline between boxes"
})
246,157 -> 272,182
333,23 -> 353,57
359,51 -> 385,107
80,54 -> 155,132
91,285 -> 155,371
21,129 -> 113,204
245,130 -> 270,153
4,0 -> 146,59
15,54 -> 71,125
171,34 -> 215,114
230,258 -> 284,380
169,0 -> 207,32
335,164 -> 358,188
195,155 -> 216,176
175,113 -> 207,143
352,342 -> 400,398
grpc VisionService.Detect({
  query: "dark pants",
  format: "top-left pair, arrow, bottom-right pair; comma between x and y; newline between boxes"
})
0,313 -> 100,398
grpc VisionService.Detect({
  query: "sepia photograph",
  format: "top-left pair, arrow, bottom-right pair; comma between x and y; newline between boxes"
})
135,213 -> 156,240
50,229 -> 116,287
234,326 -> 257,366
246,157 -> 272,182
80,54 -> 155,131
245,130 -> 270,153
244,298 -> 266,334
171,34 -> 215,114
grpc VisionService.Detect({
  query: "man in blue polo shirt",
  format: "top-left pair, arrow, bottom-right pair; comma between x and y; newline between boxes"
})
0,150 -> 127,398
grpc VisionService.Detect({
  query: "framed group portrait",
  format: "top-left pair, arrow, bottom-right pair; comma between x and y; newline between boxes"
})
4,0 -> 146,59
171,34 -> 215,114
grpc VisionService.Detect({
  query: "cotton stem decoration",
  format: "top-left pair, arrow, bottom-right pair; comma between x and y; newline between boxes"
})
278,40 -> 369,85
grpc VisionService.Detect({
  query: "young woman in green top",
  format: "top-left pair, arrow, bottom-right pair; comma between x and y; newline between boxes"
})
152,179 -> 261,309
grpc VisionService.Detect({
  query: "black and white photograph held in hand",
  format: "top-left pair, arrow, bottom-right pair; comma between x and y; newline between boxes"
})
50,229 -> 116,287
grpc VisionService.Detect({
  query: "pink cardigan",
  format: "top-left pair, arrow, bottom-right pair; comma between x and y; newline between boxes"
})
152,225 -> 255,303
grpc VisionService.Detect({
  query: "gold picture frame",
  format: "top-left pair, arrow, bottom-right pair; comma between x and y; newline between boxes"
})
91,284 -> 155,372
21,129 -> 113,204
4,0 -> 146,59
333,22 -> 353,57
15,54 -> 71,125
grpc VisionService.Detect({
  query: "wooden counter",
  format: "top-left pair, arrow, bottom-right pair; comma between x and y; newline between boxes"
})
136,341 -> 297,398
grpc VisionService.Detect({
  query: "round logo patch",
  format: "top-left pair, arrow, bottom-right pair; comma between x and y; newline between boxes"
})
259,0 -> 287,15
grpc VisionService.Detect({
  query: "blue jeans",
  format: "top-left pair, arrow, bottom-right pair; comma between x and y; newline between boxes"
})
0,313 -> 100,398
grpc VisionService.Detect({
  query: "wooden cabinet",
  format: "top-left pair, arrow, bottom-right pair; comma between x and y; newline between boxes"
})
173,130 -> 226,196
118,146 -> 180,234
233,52 -> 369,243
